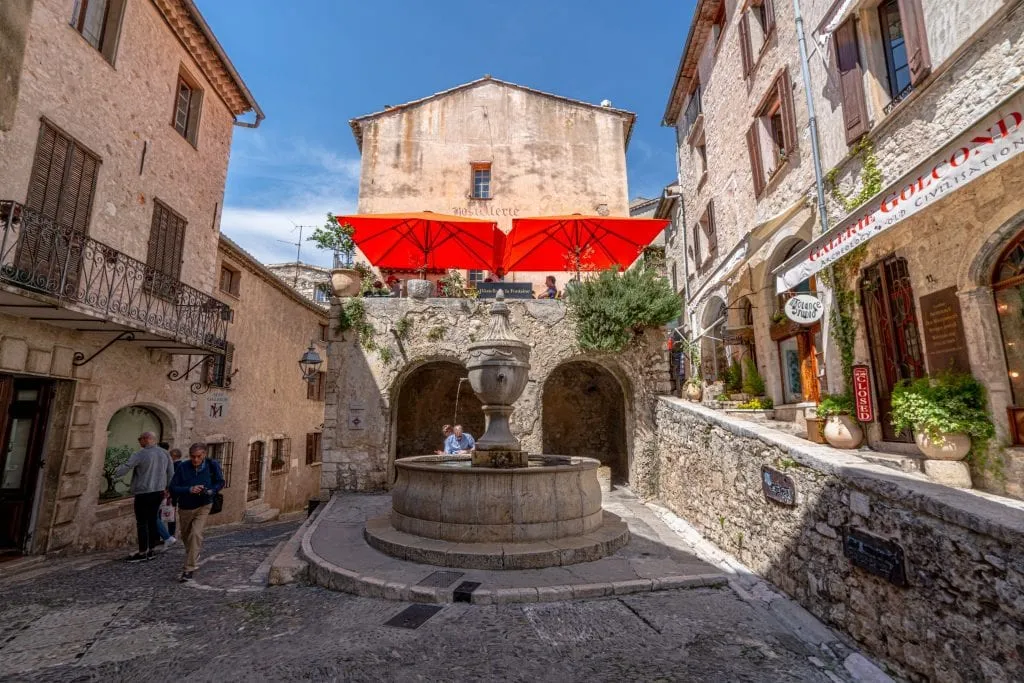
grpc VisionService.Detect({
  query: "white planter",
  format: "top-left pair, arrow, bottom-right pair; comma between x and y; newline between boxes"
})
914,430 -> 971,461
407,279 -> 433,300
823,415 -> 864,449
329,268 -> 360,297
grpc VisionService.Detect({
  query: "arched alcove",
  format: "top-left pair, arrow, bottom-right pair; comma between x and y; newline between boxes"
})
701,297 -> 728,382
101,405 -> 168,501
393,361 -> 485,460
542,361 -> 629,482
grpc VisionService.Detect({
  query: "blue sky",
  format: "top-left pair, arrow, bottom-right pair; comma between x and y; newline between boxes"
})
197,0 -> 695,266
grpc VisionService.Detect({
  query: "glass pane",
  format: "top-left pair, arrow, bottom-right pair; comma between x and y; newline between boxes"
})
80,0 -> 109,48
996,286 -> 1024,404
779,337 -> 804,404
15,389 -> 39,401
2,417 -> 32,489
881,0 -> 911,96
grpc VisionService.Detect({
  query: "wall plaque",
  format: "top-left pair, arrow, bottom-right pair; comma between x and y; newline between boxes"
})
207,392 -> 228,419
843,528 -> 908,586
784,294 -> 825,325
919,287 -> 971,374
852,365 -> 874,423
477,282 -> 534,299
348,402 -> 365,431
761,465 -> 797,506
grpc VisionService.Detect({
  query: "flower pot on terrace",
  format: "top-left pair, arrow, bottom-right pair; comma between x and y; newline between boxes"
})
329,268 -> 360,297
805,417 -> 827,445
407,279 -> 433,300
823,415 -> 863,449
685,383 -> 703,402
914,430 -> 971,461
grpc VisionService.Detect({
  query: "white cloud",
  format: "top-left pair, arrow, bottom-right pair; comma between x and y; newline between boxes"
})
219,134 -> 361,267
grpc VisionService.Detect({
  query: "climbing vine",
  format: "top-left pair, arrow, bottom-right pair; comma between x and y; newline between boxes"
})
336,299 -> 377,351
825,138 -> 884,213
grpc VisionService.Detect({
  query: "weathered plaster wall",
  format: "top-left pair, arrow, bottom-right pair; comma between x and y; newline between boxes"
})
0,0 -> 237,295
0,0 -> 33,132
322,298 -> 669,499
653,398 -> 1024,682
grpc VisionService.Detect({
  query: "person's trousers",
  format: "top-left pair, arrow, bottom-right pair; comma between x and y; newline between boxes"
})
178,504 -> 211,572
133,491 -> 164,554
156,515 -> 171,541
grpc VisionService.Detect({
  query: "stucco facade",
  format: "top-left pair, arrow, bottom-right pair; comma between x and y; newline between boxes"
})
265,262 -> 331,307
0,0 -> 262,554
349,77 -> 635,293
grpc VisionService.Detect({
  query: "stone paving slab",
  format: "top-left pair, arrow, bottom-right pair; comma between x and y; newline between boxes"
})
301,489 -> 725,604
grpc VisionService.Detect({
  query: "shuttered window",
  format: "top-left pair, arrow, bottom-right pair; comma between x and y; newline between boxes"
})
271,438 -> 290,471
306,432 -> 322,465
739,0 -> 775,77
172,72 -> 203,147
834,19 -> 870,144
697,201 -> 717,274
896,0 -> 931,86
146,199 -> 187,298
26,120 -> 100,233
70,0 -> 126,64
745,69 -> 798,197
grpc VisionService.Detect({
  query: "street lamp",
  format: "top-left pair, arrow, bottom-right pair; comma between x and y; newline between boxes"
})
298,341 -> 322,382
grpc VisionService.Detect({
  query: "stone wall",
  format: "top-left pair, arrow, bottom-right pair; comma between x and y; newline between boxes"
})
322,298 -> 670,499
652,398 -> 1024,682
265,263 -> 331,306
0,0 -> 32,132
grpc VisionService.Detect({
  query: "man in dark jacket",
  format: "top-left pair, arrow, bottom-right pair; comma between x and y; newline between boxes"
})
169,442 -> 224,582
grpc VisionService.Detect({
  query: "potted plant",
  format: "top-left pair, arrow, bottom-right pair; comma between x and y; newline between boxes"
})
816,393 -> 863,449
891,374 -> 995,487
684,377 -> 703,402
309,214 -> 360,297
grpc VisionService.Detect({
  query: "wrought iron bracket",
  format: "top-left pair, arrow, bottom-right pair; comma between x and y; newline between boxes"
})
167,354 -> 212,382
73,331 -> 137,366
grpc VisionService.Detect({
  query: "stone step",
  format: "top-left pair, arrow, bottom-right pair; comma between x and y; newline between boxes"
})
860,452 -> 925,474
244,505 -> 280,523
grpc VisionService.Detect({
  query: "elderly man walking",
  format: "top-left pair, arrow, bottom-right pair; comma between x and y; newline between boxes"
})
116,431 -> 175,562
169,443 -> 224,582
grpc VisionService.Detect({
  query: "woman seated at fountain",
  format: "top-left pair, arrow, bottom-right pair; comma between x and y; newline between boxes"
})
443,425 -> 476,454
434,424 -> 452,455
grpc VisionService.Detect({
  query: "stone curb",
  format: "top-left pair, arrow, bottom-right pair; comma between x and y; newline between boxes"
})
300,495 -> 727,604
268,506 -> 325,585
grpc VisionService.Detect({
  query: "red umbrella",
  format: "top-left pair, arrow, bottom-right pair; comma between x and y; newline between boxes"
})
503,214 -> 670,276
340,212 -> 506,274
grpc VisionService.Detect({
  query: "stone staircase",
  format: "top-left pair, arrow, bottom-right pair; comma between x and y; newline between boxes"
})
244,501 -> 280,523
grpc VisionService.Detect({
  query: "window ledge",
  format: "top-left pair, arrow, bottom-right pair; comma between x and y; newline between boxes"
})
169,124 -> 199,151
218,289 -> 240,300
308,461 -> 322,468
271,468 -> 288,476
696,170 -> 709,193
468,196 -> 493,201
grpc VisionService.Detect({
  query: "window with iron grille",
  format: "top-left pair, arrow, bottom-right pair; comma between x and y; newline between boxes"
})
307,370 -> 326,401
271,438 -> 290,471
172,70 -> 203,146
70,0 -> 126,63
471,164 -> 491,199
306,432 -> 322,465
208,442 -> 233,488
204,342 -> 234,389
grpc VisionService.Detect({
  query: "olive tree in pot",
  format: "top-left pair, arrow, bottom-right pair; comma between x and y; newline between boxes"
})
816,394 -> 863,449
308,214 -> 359,297
890,373 -> 996,488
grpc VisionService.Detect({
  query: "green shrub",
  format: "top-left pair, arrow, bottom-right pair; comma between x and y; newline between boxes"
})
737,397 -> 773,410
890,373 -> 996,461
724,360 -> 743,393
816,393 -> 855,419
715,392 -> 730,402
565,267 -> 681,352
741,358 -> 765,396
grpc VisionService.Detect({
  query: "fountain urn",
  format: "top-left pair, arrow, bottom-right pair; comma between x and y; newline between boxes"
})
465,292 -> 531,467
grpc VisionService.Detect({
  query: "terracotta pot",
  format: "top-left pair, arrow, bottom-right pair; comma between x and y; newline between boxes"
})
329,268 -> 360,297
805,417 -> 827,444
823,415 -> 864,449
407,279 -> 433,300
685,383 -> 702,402
914,430 -> 971,461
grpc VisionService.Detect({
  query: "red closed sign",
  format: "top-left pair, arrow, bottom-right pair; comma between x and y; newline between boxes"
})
852,365 -> 874,422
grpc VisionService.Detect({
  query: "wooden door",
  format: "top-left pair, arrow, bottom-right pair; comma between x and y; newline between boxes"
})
0,377 -> 54,551
247,441 -> 263,502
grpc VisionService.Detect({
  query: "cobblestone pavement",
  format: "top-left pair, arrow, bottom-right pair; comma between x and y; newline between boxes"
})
0,519 -> 869,682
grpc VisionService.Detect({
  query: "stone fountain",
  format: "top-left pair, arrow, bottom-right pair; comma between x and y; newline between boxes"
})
363,292 -> 629,569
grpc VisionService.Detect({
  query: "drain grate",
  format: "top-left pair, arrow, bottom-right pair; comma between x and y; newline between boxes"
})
416,570 -> 465,588
453,581 -> 482,603
384,604 -> 444,629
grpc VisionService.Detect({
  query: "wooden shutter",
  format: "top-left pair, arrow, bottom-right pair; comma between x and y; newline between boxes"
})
763,0 -> 775,36
746,122 -> 766,197
834,19 -> 870,145
306,433 -> 316,464
778,69 -> 797,154
186,88 -> 203,146
58,147 -> 98,233
739,13 -> 753,76
704,202 -> 718,257
222,343 -> 234,388
691,224 -> 702,268
222,441 -> 233,487
282,437 -> 291,462
26,122 -> 68,220
317,371 -> 326,401
897,0 -> 931,85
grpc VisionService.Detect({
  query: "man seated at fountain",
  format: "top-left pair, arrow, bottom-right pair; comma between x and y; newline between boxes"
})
443,424 -> 476,454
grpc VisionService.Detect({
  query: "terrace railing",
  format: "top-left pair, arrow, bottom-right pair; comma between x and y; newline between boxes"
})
0,201 -> 230,352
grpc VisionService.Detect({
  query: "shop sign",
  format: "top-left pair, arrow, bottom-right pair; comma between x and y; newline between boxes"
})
761,465 -> 797,506
207,392 -> 228,419
776,92 -> 1024,292
852,365 -> 874,422
843,528 -> 908,587
784,294 -> 824,325
919,287 -> 971,374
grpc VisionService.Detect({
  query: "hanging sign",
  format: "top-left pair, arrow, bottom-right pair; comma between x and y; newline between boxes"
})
852,365 -> 874,422
776,93 -> 1024,292
784,294 -> 824,325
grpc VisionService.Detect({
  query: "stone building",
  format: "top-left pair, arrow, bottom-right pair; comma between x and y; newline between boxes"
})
188,237 -> 327,524
348,76 -> 636,294
320,298 -> 670,499
0,0 -> 261,554
265,261 -> 331,307
662,0 -> 825,422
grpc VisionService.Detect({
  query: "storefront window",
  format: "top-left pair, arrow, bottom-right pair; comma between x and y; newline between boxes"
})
993,235 -> 1024,404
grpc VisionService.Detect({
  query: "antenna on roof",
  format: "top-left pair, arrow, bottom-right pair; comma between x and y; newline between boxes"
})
278,222 -> 316,287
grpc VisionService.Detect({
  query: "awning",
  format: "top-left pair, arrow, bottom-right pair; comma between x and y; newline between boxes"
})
775,88 -> 1024,292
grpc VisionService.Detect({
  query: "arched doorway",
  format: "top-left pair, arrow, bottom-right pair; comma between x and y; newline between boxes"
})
542,361 -> 629,482
992,233 -> 1024,442
102,405 -> 166,500
768,239 -> 821,404
393,361 -> 485,460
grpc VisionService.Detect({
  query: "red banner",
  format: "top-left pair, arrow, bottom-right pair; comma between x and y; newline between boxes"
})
852,365 -> 874,423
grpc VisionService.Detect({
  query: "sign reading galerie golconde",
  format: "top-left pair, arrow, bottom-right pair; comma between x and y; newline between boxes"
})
783,294 -> 824,324
776,93 -> 1024,292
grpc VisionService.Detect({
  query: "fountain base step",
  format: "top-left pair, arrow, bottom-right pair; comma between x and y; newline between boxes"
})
364,511 -> 630,570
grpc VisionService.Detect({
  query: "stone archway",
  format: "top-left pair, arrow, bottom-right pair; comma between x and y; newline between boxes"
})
101,405 -> 170,501
542,361 -> 629,483
393,361 -> 485,460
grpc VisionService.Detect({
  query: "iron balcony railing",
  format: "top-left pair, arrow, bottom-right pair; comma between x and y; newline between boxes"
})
0,201 -> 230,352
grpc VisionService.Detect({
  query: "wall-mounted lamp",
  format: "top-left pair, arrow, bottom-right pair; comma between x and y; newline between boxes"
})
298,340 -> 323,382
